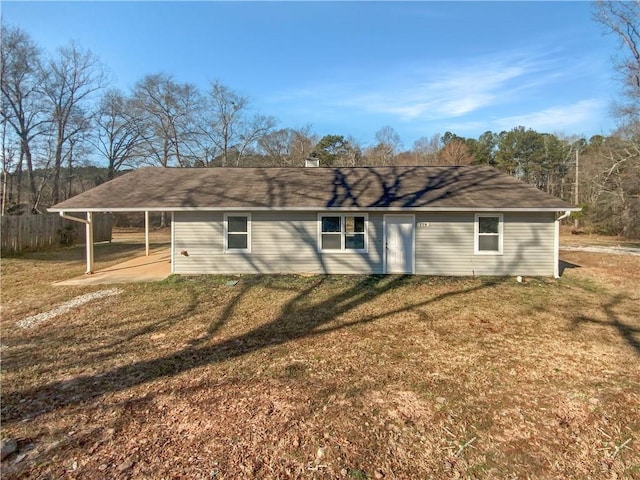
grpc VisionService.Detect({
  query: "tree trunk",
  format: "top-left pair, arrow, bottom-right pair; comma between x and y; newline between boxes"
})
21,140 -> 39,210
67,142 -> 74,199
1,168 -> 7,215
52,124 -> 65,205
15,151 -> 23,208
107,159 -> 115,180
52,164 -> 61,205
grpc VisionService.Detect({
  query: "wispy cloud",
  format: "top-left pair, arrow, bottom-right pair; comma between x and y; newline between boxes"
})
270,49 -> 567,122
264,46 -> 614,139
346,62 -> 534,120
444,99 -> 606,135
492,99 -> 607,132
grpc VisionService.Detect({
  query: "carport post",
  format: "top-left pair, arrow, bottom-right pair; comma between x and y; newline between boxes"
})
86,211 -> 94,274
145,210 -> 150,256
58,211 -> 93,274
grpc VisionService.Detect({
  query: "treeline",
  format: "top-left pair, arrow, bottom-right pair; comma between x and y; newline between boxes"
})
1,21 -> 639,237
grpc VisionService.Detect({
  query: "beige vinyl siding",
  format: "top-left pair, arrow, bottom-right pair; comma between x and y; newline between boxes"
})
174,211 -> 555,276
414,212 -> 555,276
173,211 -> 384,274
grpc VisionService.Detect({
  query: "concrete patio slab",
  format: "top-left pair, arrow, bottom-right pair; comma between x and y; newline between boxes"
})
55,250 -> 171,286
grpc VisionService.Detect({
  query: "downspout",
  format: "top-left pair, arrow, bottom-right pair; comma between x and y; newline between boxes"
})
145,210 -> 150,256
553,210 -> 571,279
59,211 -> 94,274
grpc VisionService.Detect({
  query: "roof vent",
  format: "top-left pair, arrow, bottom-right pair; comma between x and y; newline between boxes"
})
305,154 -> 319,168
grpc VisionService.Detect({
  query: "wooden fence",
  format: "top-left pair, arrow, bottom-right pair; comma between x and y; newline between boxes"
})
1,213 -> 112,254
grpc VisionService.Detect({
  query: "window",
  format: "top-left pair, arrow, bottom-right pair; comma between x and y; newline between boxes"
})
475,214 -> 502,255
224,214 -> 251,252
319,214 -> 367,252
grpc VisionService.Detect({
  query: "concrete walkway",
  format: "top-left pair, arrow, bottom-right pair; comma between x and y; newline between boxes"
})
55,250 -> 171,286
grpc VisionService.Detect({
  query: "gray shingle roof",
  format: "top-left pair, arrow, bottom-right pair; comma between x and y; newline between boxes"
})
49,166 -> 576,212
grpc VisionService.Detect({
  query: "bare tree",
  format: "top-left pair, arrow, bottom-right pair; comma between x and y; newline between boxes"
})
234,113 -> 276,167
1,117 -> 16,214
412,134 -> 441,164
585,2 -> 640,237
41,42 -> 107,204
132,73 -> 202,169
580,134 -> 640,236
94,89 -> 142,179
370,126 -> 401,165
258,126 -> 319,166
0,25 -> 49,211
291,125 -> 318,164
203,81 -> 275,167
132,74 -> 202,226
259,128 -> 297,166
594,0 -> 640,123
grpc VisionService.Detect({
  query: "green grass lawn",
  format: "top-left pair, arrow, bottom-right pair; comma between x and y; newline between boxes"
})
1,242 -> 639,479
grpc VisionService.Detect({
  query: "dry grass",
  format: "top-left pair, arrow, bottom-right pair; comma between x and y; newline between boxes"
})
1,232 -> 639,479
561,225 -> 640,248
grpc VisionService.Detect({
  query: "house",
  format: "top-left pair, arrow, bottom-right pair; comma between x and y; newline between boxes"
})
48,165 -> 578,277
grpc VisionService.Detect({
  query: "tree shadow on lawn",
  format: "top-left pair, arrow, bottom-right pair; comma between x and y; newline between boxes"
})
0,280 -> 202,376
2,275 -> 506,424
571,293 -> 640,356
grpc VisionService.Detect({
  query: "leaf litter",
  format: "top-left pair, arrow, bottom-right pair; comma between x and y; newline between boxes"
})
0,243 -> 638,479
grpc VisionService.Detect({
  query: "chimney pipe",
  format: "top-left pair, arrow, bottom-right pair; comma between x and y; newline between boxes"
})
305,154 -> 319,168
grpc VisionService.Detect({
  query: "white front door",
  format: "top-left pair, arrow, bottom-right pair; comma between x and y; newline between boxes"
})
384,215 -> 415,274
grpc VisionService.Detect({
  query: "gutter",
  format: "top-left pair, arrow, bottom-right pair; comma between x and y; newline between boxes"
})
554,210 -> 573,279
59,211 -> 89,224
48,206 -> 583,213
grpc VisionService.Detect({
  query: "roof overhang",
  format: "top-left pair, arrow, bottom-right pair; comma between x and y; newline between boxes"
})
49,206 -> 582,213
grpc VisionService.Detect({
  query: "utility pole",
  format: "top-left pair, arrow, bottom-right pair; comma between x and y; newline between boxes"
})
574,148 -> 579,229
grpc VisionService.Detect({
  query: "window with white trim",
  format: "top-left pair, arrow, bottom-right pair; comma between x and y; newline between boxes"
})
475,214 -> 503,254
319,214 -> 367,252
224,213 -> 251,252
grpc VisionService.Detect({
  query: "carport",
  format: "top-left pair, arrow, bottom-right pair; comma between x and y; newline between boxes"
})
49,208 -> 173,280
55,249 -> 171,286
54,210 -> 164,274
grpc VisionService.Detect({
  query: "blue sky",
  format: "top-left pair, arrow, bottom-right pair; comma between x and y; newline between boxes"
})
2,1 -> 621,148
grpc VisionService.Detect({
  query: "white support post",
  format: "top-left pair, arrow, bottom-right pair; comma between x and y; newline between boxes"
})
553,218 -> 560,279
145,210 -> 150,256
170,212 -> 175,274
86,211 -> 94,274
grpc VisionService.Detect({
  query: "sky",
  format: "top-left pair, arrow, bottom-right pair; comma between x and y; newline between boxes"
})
1,1 -> 622,149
